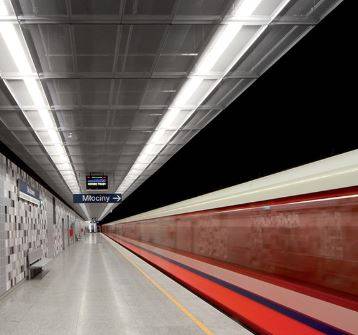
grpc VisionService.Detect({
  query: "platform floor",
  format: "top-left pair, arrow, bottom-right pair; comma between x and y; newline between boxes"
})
0,234 -> 253,335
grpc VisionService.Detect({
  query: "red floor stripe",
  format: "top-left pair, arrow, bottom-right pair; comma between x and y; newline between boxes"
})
121,236 -> 358,311
106,233 -> 324,335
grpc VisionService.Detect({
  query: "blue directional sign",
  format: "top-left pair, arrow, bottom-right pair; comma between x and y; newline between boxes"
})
73,194 -> 122,204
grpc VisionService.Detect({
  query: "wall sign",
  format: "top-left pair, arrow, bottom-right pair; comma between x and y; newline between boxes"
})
73,193 -> 122,204
18,179 -> 41,206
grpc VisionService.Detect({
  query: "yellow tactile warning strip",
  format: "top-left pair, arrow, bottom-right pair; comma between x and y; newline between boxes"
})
104,234 -> 214,335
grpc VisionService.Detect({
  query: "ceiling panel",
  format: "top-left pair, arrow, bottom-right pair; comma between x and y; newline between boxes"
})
175,0 -> 233,16
106,129 -> 128,143
25,144 -> 45,155
24,24 -> 72,73
110,110 -> 136,127
0,110 -> 27,129
124,0 -> 176,16
75,24 -> 116,53
71,0 -> 123,16
0,0 -> 342,220
56,110 -> 110,129
12,130 -> 38,145
126,131 -> 152,145
61,129 -> 107,144
19,23 -> 217,77
17,0 -> 67,16
0,81 -> 17,107
15,0 -> 237,20
229,25 -> 312,77
131,112 -> 162,130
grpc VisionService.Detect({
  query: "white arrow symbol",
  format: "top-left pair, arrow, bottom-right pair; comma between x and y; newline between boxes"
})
113,195 -> 121,202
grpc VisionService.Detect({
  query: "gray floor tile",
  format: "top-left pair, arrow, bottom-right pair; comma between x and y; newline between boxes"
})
0,234 -> 253,335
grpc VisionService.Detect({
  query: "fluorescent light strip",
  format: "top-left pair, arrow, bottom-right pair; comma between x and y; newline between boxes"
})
99,0 -> 291,221
0,4 -> 88,218
80,204 -> 90,219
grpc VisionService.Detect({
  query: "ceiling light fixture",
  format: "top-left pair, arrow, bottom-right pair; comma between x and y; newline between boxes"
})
99,0 -> 291,220
0,3 -> 88,219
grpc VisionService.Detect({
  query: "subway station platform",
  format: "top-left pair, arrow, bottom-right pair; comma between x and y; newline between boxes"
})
0,234 -> 251,335
0,1 -> 356,334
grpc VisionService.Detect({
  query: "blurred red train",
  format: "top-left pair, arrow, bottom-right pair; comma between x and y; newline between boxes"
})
103,153 -> 358,334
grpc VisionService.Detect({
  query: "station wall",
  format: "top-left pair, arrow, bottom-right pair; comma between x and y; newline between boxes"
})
0,152 -> 85,296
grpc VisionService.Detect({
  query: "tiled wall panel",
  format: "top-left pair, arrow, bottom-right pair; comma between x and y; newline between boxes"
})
0,153 -> 85,295
0,156 -> 5,296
